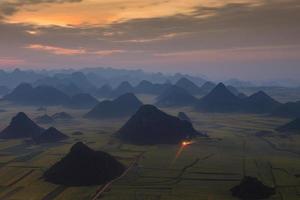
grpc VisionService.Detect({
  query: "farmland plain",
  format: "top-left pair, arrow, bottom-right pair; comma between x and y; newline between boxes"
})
0,96 -> 299,200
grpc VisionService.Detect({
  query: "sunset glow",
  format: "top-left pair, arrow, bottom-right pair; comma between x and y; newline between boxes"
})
0,0 -> 299,80
0,1 -> 299,198
3,0 -> 262,27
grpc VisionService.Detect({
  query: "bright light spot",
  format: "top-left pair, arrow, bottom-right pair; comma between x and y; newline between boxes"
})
171,140 -> 195,165
181,140 -> 193,147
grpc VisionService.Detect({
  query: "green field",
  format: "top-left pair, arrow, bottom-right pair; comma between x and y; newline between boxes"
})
0,97 -> 299,200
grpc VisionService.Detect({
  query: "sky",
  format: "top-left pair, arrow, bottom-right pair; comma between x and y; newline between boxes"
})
0,0 -> 299,81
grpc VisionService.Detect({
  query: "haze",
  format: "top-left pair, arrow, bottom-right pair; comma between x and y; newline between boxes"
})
0,0 -> 299,81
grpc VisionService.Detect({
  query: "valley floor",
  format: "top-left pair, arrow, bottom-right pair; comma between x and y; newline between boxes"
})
0,100 -> 299,200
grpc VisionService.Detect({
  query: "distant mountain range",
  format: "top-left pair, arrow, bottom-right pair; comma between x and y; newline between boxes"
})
94,78 -> 243,99
1,68 -> 300,92
3,83 -> 70,106
195,83 -> 282,113
34,72 -> 97,95
110,81 -> 135,97
2,76 -> 299,117
0,69 -> 46,89
2,83 -> 98,108
135,80 -> 170,95
84,93 -> 143,119
79,68 -> 207,87
0,68 -> 208,89
95,80 -> 172,98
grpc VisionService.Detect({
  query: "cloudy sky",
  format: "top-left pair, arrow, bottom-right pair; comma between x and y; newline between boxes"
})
0,0 -> 299,80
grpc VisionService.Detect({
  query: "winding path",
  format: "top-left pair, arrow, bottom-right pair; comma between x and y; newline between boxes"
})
91,152 -> 144,200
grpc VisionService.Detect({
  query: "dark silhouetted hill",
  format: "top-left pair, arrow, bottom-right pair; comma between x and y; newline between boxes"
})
118,105 -> 202,145
195,83 -> 243,112
276,118 -> 300,133
43,142 -> 125,186
85,93 -> 143,119
0,112 -> 44,139
156,86 -> 197,107
3,83 -> 70,106
243,91 -> 281,113
231,176 -> 275,199
33,127 -> 68,144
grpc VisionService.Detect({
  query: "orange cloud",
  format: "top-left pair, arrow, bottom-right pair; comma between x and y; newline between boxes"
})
93,50 -> 125,56
26,44 -> 125,56
3,0 -> 262,27
118,32 -> 190,43
26,44 -> 86,55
